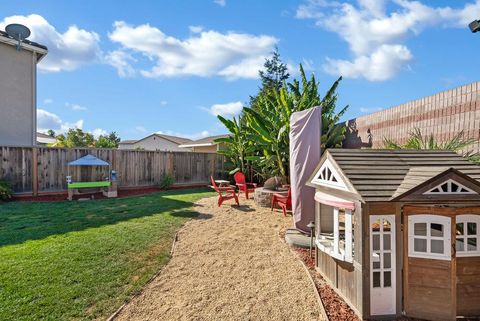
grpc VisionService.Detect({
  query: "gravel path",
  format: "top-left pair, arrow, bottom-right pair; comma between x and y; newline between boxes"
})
115,197 -> 322,321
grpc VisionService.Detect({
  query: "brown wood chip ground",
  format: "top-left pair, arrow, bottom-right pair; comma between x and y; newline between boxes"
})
114,197 -> 323,321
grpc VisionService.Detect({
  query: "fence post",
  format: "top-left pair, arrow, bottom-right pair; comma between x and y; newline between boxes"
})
32,147 -> 38,196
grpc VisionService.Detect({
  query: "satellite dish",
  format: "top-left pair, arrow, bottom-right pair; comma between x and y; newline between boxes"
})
5,23 -> 31,51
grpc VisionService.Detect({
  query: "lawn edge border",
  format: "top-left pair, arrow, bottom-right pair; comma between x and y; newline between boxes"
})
280,231 -> 329,321
106,229 -> 181,321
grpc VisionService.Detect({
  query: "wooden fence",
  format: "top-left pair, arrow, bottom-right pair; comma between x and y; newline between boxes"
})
0,146 -> 227,194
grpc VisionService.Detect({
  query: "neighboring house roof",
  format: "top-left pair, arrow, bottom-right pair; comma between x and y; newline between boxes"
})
36,132 -> 56,144
119,134 -> 192,146
311,149 -> 480,202
118,140 -> 137,144
179,134 -> 229,148
0,30 -> 48,61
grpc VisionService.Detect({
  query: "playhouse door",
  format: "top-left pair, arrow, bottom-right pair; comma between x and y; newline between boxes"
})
404,207 -> 456,321
370,215 -> 396,316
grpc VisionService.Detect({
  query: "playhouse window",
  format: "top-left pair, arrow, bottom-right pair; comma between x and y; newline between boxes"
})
311,159 -> 348,191
456,215 -> 480,257
408,215 -> 451,260
316,206 -> 354,263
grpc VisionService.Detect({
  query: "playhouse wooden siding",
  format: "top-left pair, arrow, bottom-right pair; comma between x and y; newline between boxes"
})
457,256 -> 480,316
0,146 -> 227,194
315,200 -> 364,316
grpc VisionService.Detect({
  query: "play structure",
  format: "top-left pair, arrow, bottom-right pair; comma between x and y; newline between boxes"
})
67,154 -> 117,201
308,149 -> 480,320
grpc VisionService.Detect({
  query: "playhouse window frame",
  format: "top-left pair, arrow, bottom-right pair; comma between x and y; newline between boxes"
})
316,206 -> 354,263
456,214 -> 480,257
311,158 -> 349,191
408,214 -> 451,260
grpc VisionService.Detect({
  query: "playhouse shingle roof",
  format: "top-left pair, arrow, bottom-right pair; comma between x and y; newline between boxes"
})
328,149 -> 480,202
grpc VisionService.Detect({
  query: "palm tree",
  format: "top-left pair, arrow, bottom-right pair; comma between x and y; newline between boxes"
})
384,128 -> 480,163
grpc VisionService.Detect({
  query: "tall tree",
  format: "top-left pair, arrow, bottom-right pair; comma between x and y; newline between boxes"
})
95,132 -> 121,148
54,129 -> 95,148
259,46 -> 290,92
249,47 -> 290,113
47,129 -> 56,137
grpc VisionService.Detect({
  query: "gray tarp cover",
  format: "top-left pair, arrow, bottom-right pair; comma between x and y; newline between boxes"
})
289,106 -> 321,234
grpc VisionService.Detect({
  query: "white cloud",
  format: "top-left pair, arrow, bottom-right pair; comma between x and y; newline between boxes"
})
189,25 -> 204,33
43,98 -> 53,105
37,109 -> 83,133
104,50 -> 136,77
157,130 -> 213,140
160,100 -> 168,106
0,14 -> 101,72
65,102 -> 87,111
91,128 -> 108,138
107,21 -> 277,79
214,0 -> 226,7
296,0 -> 480,81
206,101 -> 243,117
324,44 -> 413,81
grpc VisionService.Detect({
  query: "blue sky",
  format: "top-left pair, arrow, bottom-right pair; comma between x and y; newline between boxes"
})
1,0 -> 479,140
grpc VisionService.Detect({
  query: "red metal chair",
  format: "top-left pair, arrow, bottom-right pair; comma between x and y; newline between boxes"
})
271,187 -> 292,217
210,176 -> 239,207
234,172 -> 257,199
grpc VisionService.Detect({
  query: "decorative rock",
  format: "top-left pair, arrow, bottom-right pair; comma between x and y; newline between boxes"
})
254,187 -> 288,208
263,176 -> 286,190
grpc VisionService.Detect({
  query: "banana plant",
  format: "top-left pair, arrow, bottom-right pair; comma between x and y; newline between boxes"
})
218,64 -> 349,181
215,116 -> 253,176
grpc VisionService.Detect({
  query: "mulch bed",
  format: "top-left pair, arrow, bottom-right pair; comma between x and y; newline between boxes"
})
293,248 -> 480,321
294,248 -> 360,321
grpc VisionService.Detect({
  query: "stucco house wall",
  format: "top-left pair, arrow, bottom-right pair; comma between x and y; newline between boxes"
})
134,135 -> 189,151
0,41 -> 37,146
118,134 -> 192,151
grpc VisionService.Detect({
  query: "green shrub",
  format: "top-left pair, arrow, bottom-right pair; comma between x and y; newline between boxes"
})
160,173 -> 175,190
0,181 -> 13,202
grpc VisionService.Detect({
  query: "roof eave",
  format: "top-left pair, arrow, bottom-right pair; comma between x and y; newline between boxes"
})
179,143 -> 215,148
390,167 -> 480,201
0,35 -> 48,61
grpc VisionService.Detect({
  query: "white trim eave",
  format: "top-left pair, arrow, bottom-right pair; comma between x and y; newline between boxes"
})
0,35 -> 48,61
179,143 -> 215,148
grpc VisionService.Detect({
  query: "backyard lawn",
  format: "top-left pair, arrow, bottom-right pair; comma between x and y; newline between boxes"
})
0,188 -> 213,321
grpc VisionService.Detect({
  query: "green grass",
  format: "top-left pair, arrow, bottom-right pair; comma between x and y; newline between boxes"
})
0,188 -> 213,321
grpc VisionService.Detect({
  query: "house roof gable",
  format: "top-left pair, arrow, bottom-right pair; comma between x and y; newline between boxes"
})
178,134 -> 229,147
119,133 -> 192,146
391,168 -> 480,201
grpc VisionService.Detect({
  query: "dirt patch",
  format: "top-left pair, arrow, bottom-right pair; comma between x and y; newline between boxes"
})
114,197 -> 323,321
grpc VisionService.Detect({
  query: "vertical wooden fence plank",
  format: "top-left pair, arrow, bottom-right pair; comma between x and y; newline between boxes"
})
32,147 -> 38,196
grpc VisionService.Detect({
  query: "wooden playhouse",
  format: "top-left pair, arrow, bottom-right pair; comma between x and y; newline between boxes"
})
308,149 -> 480,321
